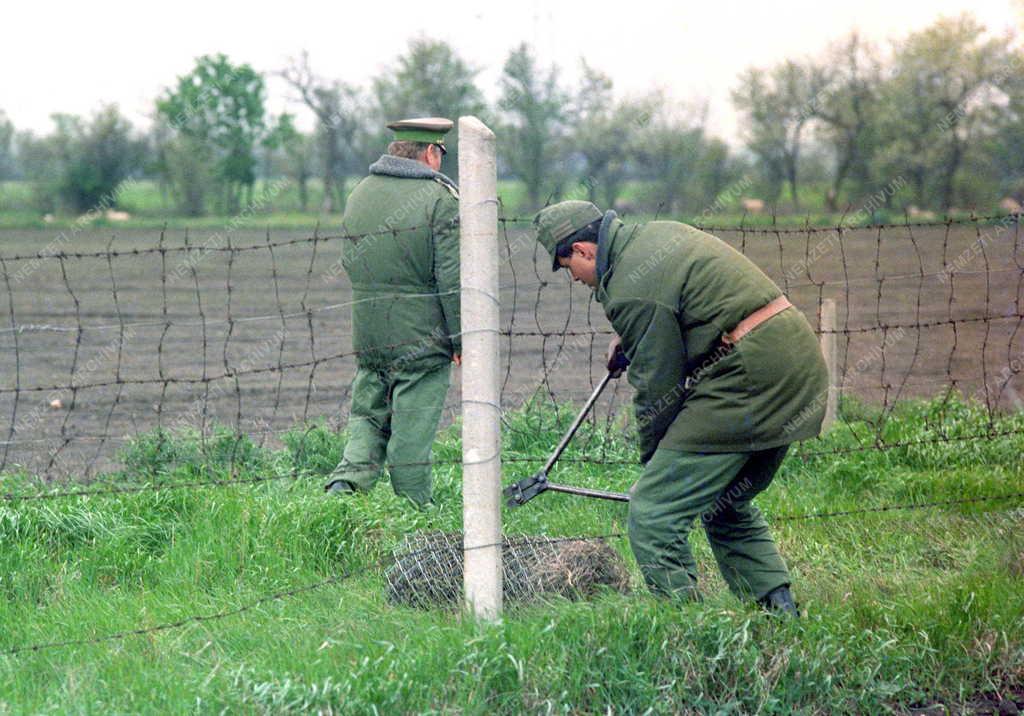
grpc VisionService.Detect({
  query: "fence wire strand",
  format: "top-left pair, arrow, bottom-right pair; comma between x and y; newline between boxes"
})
5,491 -> 1023,657
0,213 -> 1021,483
1,213 -> 1023,657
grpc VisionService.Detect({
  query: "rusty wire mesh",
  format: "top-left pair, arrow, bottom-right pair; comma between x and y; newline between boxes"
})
384,531 -> 631,608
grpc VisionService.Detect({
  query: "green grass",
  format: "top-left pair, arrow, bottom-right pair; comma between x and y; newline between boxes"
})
1,397 -> 1022,713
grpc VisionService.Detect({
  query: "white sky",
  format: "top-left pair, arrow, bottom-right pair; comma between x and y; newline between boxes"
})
2,0 -> 1020,144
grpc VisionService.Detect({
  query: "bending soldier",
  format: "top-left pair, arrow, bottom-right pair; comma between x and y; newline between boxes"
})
534,200 -> 829,616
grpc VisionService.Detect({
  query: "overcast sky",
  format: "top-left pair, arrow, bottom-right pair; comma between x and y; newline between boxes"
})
2,0 -> 1020,144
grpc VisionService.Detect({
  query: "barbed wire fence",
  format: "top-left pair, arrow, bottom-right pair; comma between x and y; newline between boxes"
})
5,493 -> 1024,657
6,493 -> 1024,659
496,211 -> 1024,462
2,213 -> 1022,483
1,212 -> 1022,484
1,204 -> 1023,653
0,209 -> 1019,485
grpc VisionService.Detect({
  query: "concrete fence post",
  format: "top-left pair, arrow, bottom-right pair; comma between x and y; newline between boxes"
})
820,298 -> 838,433
458,116 -> 502,620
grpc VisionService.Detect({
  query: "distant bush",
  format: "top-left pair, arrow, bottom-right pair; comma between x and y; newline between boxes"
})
19,105 -> 144,214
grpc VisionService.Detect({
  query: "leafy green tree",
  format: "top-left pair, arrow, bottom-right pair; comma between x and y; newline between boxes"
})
877,15 -> 1013,210
263,113 -> 315,212
14,132 -> 56,212
871,72 -> 939,210
157,132 -> 214,216
498,43 -> 569,209
20,105 -> 143,213
989,50 -> 1024,201
372,39 -> 484,180
156,54 -> 266,214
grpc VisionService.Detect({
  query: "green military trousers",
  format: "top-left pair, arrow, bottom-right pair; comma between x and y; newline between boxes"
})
330,363 -> 451,506
628,445 -> 792,602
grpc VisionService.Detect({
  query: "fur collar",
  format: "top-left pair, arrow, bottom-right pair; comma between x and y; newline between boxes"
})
368,154 -> 458,192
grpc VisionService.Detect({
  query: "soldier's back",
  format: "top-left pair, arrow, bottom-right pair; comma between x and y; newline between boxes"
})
340,173 -> 456,370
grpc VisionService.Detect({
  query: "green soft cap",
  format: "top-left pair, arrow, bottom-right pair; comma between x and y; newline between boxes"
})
533,201 -> 603,271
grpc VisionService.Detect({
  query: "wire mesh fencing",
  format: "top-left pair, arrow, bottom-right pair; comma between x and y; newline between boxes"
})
384,531 -> 631,608
0,225 -> 464,482
5,493 -> 1024,657
0,212 -> 1022,491
495,212 -> 1024,464
2,205 -> 1023,657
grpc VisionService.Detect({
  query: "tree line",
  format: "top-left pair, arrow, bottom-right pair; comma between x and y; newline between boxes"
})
0,13 -> 1020,219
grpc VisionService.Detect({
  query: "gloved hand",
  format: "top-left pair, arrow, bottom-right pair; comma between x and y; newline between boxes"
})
606,335 -> 629,378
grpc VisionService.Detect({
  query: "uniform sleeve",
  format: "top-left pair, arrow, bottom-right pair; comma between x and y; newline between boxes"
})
431,192 -> 461,354
605,298 -> 687,464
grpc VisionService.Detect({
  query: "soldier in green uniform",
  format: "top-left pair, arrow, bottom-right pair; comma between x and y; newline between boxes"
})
534,201 -> 829,616
324,118 -> 461,507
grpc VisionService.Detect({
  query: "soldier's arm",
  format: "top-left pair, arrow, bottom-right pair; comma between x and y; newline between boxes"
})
605,298 -> 687,463
431,192 -> 461,355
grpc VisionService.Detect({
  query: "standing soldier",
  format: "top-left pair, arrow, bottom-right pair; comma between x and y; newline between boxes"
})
325,118 -> 461,507
533,201 -> 829,616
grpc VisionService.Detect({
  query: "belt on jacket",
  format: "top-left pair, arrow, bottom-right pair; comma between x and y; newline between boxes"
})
681,295 -> 794,393
720,296 -> 793,347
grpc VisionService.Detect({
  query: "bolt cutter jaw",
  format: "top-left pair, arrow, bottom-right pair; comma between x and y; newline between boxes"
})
503,470 -> 549,508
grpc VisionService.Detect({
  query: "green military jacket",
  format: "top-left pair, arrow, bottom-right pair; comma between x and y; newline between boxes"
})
594,212 -> 828,461
340,155 -> 461,371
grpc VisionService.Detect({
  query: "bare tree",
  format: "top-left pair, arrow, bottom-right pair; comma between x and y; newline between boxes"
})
733,61 -> 822,211
280,52 -> 362,213
498,43 -> 569,209
810,33 -> 883,211
633,96 -> 710,216
572,62 -> 649,210
0,111 -> 15,181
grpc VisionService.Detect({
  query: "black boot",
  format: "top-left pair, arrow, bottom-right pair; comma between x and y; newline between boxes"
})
324,479 -> 356,495
757,584 -> 799,618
